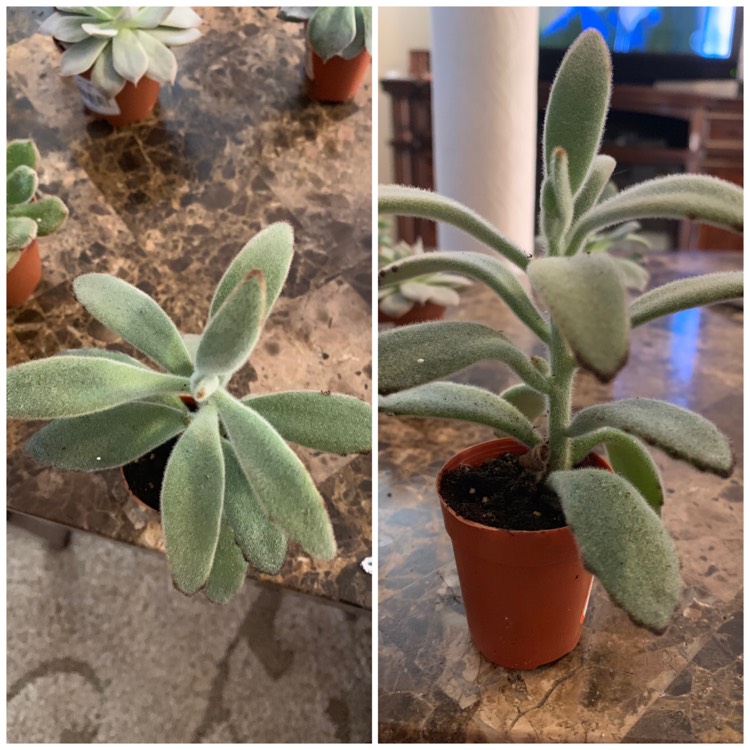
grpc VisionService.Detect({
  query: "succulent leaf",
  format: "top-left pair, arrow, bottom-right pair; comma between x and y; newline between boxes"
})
161,402 -> 224,595
133,7 -> 174,28
7,140 -> 39,173
25,401 -> 188,471
135,29 -> 178,84
528,254 -> 629,382
147,26 -> 202,46
161,7 -> 204,29
499,384 -> 547,423
73,274 -> 194,376
613,257 -> 650,293
307,6 -> 357,62
60,347 -> 150,369
339,6 -> 366,60
7,216 -> 38,256
361,7 -> 372,53
380,382 -> 542,448
572,154 -> 616,222
91,42 -> 125,95
204,516 -> 250,605
541,147 -> 574,254
8,197 -> 69,237
242,391 -> 371,455
112,27 -> 149,83
38,12 -> 90,43
7,165 -> 38,205
59,34 -> 110,76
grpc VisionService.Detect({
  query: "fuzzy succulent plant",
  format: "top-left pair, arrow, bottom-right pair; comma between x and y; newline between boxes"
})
378,30 -> 743,632
39,7 -> 202,96
278,7 -> 372,62
7,139 -> 68,271
7,223 -> 372,604
379,237 -> 471,318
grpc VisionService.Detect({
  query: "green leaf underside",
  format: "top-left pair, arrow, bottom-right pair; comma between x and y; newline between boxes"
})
25,401 -> 188,471
630,272 -> 743,328
7,356 -> 190,420
378,251 -> 549,341
570,427 -> 663,512
210,223 -> 293,320
568,398 -> 734,476
73,274 -> 193,376
8,197 -> 68,237
204,517 -> 249,605
242,391 -> 371,456
572,154 -> 616,223
221,441 -> 288,574
307,6 -> 356,62
528,254 -> 629,382
543,29 -> 611,195
197,270 -> 265,377
499,384 -> 547,424
548,469 -> 680,632
215,391 -> 336,561
160,404 -> 224,595
378,185 -> 531,270
378,321 -> 550,396
379,382 -> 541,448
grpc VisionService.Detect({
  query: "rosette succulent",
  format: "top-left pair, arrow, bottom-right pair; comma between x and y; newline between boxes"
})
7,139 -> 68,271
39,7 -> 203,96
378,30 -> 743,631
279,7 -> 372,62
7,223 -> 372,604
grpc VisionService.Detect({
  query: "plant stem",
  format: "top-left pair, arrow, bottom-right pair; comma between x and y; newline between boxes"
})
546,323 -> 576,474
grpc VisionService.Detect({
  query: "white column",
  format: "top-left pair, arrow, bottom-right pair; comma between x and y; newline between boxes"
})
430,7 -> 539,255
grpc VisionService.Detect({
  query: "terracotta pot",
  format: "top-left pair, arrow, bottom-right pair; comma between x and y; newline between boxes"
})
437,437 -> 611,669
7,240 -> 42,307
304,46 -> 371,103
378,301 -> 446,326
76,70 -> 160,127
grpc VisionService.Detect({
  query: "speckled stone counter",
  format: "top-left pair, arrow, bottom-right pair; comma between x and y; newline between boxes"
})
379,252 -> 742,741
7,7 -> 372,610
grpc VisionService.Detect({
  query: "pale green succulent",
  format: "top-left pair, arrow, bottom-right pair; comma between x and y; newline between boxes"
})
279,7 -> 372,62
39,7 -> 203,96
378,30 -> 743,632
379,238 -> 471,318
7,223 -> 372,604
7,140 -> 68,271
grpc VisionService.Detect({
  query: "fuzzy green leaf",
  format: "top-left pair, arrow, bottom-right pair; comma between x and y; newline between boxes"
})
572,154 -> 616,222
307,6 -> 356,62
204,517 -> 249,605
7,356 -> 190,419
541,147 -> 574,254
7,216 -> 38,256
568,398 -> 734,476
378,251 -> 549,341
379,321 -> 550,396
161,403 -> 224,595
570,427 -> 663,512
216,391 -> 336,560
196,270 -> 265,377
543,29 -> 611,194
528,254 -> 629,382
7,140 -> 39,173
73,274 -> 193,376
25,401 -> 188,471
613,257 -> 650,293
379,185 -> 531,270
221,441 -> 288,574
60,347 -> 150,369
499,384 -> 547,423
210,223 -> 293,320
630,272 -> 743,328
569,175 -> 743,254
7,165 -> 38,205
549,469 -> 680,631
242,391 -> 371,455
379,382 -> 541,448
8,197 -> 68,237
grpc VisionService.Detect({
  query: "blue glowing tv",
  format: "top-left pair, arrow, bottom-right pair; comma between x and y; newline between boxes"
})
538,7 -> 743,84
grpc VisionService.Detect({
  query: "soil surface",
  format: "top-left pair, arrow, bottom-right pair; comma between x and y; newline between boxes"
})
121,437 -> 178,512
439,453 -> 566,531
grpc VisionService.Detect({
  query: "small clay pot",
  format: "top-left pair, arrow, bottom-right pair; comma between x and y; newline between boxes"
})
7,240 -> 42,308
76,69 -> 160,127
378,301 -> 446,326
305,46 -> 371,103
437,437 -> 611,670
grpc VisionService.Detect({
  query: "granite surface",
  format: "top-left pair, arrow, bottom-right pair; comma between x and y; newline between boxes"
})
378,252 -> 743,742
7,7 -> 373,610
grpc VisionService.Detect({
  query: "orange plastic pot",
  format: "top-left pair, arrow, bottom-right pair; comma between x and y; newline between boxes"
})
305,46 -> 371,102
378,301 -> 445,326
437,438 -> 610,669
7,240 -> 42,307
75,69 -> 160,127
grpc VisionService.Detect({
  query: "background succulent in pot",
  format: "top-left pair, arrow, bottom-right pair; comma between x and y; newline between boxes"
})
7,223 -> 372,604
39,6 -> 203,96
378,29 -> 743,632
7,139 -> 68,271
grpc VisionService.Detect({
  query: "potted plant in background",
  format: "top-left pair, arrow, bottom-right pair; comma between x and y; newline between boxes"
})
39,7 -> 203,127
7,139 -> 68,307
378,30 -> 743,669
7,223 -> 372,604
278,7 -> 372,103
378,237 -> 471,325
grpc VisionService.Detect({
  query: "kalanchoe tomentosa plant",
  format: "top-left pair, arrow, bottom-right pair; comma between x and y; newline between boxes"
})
378,30 -> 743,632
7,223 -> 371,604
278,7 -> 372,62
39,7 -> 203,96
7,139 -> 68,271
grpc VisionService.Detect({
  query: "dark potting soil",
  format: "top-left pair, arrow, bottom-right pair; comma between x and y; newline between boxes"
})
121,436 -> 178,512
439,453 -> 566,531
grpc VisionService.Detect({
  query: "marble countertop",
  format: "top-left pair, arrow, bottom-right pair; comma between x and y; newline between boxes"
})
379,252 -> 742,741
7,7 -> 373,610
